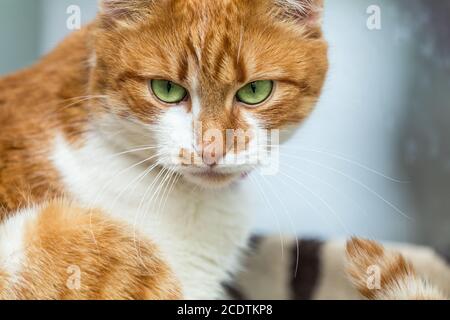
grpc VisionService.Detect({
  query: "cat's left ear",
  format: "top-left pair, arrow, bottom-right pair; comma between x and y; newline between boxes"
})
273,0 -> 324,27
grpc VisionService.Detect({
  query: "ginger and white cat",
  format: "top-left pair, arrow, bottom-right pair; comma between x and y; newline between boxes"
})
0,0 -> 445,300
0,0 -> 327,300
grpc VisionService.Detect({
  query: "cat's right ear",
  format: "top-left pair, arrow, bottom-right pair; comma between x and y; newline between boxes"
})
273,0 -> 324,27
99,0 -> 155,22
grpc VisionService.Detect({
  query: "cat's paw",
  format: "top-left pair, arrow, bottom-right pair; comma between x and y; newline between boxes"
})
346,238 -> 446,300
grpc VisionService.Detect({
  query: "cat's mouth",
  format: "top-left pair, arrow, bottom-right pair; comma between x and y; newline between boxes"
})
181,168 -> 246,188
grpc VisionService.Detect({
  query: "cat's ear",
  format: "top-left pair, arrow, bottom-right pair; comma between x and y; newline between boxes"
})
273,0 -> 324,27
99,0 -> 155,22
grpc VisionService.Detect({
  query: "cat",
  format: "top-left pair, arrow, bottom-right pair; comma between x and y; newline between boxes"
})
0,0 -> 328,299
0,0 -> 444,300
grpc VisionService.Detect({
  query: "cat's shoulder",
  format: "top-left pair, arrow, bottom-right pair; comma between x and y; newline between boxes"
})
0,26 -> 94,217
0,26 -> 91,115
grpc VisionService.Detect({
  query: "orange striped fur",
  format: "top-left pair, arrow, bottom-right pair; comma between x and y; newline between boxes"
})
0,200 -> 181,300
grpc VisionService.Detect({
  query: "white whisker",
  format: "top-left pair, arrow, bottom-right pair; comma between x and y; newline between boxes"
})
257,172 -> 301,277
281,153 -> 413,220
278,170 -> 352,234
248,174 -> 285,258
262,144 -> 410,183
281,162 -> 368,218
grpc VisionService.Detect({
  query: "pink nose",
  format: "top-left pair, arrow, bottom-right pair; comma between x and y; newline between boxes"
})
199,142 -> 225,167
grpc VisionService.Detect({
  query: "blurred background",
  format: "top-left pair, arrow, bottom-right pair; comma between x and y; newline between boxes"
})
0,0 -> 449,251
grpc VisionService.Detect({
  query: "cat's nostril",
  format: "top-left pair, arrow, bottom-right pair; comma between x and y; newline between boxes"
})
196,140 -> 225,167
179,147 -> 223,167
201,150 -> 221,167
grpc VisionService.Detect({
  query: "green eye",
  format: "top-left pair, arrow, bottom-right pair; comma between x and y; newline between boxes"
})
151,80 -> 187,104
236,80 -> 273,105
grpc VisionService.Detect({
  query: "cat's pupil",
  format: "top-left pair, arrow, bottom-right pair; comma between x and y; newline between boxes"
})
166,81 -> 173,93
250,82 -> 257,94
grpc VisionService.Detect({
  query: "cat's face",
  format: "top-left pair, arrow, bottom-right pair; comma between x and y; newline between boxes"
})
91,0 -> 328,188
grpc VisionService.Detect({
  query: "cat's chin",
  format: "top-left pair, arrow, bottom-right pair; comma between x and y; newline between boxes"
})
181,170 -> 245,189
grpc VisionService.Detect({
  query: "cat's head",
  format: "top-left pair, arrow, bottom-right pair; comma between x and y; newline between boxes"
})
90,0 -> 328,189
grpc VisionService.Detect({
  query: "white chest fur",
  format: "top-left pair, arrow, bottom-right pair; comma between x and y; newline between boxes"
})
50,133 -> 254,299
